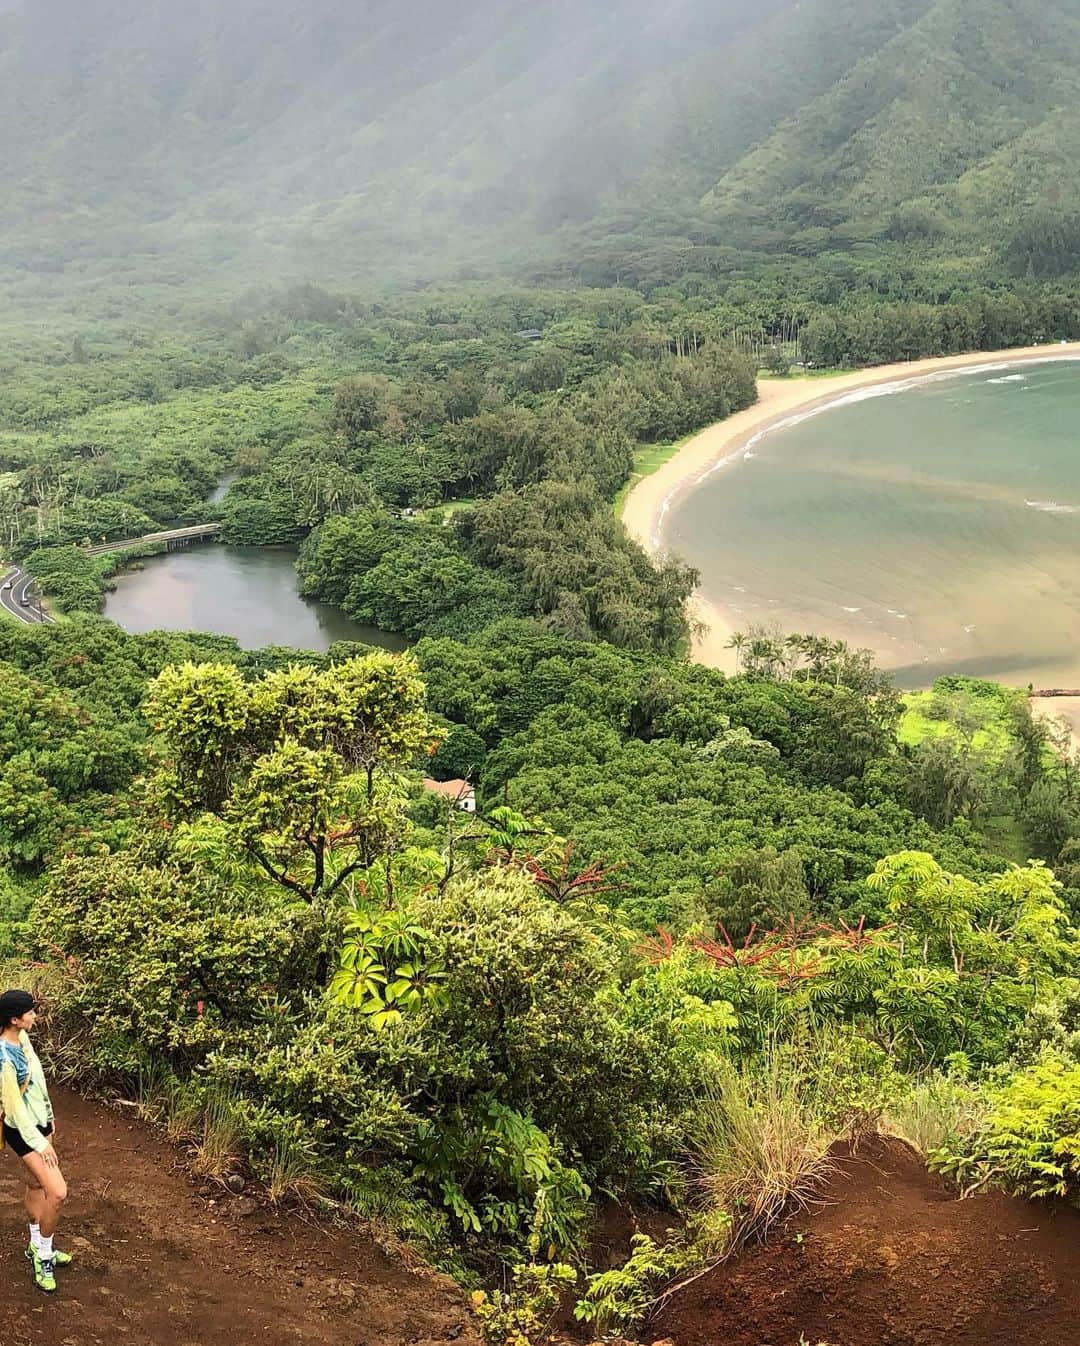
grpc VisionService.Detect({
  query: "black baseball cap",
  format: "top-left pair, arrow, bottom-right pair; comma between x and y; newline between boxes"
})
0,990 -> 36,1022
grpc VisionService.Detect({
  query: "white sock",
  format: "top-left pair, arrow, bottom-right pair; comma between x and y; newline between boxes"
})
29,1222 -> 41,1250
38,1234 -> 53,1260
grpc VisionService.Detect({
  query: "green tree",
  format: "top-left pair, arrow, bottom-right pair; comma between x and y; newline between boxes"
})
145,653 -> 435,903
429,724 -> 487,782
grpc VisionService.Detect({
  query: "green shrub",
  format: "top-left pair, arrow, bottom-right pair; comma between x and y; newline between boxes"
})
413,869 -> 688,1193
413,1098 -> 590,1254
36,849 -> 650,1260
573,1232 -> 691,1332
330,908 -> 446,1029
472,1261 -> 576,1346
1008,981 -> 1080,1067
932,1057 -> 1080,1198
573,1214 -> 730,1333
0,868 -> 34,957
887,1071 -> 986,1156
34,852 -> 303,1073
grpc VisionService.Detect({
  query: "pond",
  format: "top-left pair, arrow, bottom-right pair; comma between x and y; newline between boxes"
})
103,543 -> 406,653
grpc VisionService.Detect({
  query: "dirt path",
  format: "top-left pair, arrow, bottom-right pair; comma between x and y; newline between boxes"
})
653,1136 -> 1080,1346
21,1095 -> 1077,1346
0,1085 -> 478,1346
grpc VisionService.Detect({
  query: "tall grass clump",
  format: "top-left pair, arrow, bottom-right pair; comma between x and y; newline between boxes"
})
130,1061 -> 206,1141
886,1072 -> 987,1156
259,1126 -> 326,1206
690,1049 -> 838,1251
189,1084 -> 244,1180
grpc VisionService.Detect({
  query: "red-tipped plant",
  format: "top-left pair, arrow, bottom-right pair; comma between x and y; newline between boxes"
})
524,843 -> 622,904
635,926 -> 676,964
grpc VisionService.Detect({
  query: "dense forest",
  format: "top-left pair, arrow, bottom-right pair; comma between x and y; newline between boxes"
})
3,0 -> 1080,1337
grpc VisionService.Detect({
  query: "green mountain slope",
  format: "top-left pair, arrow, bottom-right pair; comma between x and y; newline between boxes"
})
0,0 -> 786,280
0,0 -> 1076,291
696,0 -> 1080,276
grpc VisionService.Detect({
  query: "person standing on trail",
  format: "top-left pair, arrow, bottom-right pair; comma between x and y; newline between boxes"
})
0,990 -> 70,1293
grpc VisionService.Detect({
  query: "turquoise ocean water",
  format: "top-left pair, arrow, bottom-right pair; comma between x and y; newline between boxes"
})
663,360 -> 1080,688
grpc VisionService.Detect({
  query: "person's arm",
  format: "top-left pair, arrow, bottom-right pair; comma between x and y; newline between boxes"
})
21,1035 -> 58,1151
0,1056 -> 48,1154
22,1034 -> 52,1124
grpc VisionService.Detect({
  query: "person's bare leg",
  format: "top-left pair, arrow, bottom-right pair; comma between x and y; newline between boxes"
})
21,1152 -> 66,1238
24,1175 -> 48,1229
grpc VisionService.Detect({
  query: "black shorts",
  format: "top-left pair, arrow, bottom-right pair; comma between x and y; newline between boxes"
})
3,1122 -> 52,1158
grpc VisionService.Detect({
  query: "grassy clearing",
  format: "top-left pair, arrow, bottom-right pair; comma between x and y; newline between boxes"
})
898,686 -> 1019,758
425,497 -> 479,522
613,434 -> 694,518
901,678 -> 1059,771
758,367 -> 852,382
980,813 -> 1029,864
898,679 -> 1037,861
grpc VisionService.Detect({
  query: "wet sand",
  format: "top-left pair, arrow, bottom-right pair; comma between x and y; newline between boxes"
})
620,342 -> 1080,671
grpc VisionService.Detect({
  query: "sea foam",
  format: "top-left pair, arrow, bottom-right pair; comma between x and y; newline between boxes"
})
1026,500 -> 1080,514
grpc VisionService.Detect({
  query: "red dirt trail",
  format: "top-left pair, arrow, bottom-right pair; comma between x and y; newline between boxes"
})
11,1097 -> 1078,1346
653,1135 -> 1080,1346
0,1085 -> 479,1346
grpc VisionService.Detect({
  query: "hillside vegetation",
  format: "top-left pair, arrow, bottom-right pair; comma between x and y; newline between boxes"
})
7,615 -> 1080,1330
1,0 -> 1078,295
4,1 -> 1080,1336
693,0 -> 1080,281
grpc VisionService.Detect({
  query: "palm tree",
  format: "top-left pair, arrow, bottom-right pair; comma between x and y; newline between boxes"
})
748,635 -> 783,680
830,639 -> 850,686
725,631 -> 748,674
784,633 -> 807,681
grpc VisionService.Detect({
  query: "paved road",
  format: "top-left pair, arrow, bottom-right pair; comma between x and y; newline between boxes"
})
0,564 -> 54,625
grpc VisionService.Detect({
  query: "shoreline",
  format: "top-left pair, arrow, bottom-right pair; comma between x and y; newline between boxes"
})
1031,695 -> 1080,755
620,342 -> 1080,671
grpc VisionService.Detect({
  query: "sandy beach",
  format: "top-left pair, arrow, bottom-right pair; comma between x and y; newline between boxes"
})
620,342 -> 1080,670
1031,695 -> 1080,754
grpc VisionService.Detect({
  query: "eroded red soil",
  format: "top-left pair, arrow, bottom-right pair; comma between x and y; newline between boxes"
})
0,1085 -> 478,1346
13,1096 -> 1076,1346
654,1136 -> 1080,1346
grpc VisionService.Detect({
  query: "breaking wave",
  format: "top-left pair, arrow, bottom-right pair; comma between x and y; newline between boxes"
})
1026,500 -> 1080,514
